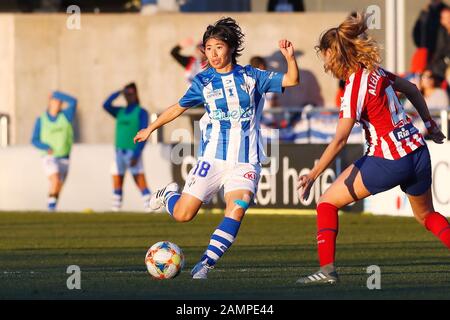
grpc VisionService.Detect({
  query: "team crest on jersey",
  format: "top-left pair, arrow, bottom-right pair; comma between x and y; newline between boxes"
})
205,88 -> 224,100
244,171 -> 257,180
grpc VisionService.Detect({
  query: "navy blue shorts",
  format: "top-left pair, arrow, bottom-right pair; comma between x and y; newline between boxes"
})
354,146 -> 431,196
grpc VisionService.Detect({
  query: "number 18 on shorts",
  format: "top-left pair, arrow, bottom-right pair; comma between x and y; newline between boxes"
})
182,159 -> 261,204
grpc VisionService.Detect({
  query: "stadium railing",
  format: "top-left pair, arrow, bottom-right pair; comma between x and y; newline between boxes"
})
149,106 -> 450,145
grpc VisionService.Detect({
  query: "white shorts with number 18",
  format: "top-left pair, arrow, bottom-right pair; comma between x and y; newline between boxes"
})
182,158 -> 261,204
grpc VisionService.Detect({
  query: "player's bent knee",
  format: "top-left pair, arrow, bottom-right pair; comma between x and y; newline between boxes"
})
172,207 -> 196,223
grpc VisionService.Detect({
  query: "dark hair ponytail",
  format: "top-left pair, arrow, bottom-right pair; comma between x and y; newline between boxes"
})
202,17 -> 244,65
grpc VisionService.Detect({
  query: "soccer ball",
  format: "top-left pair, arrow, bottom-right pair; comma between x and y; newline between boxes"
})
145,241 -> 185,279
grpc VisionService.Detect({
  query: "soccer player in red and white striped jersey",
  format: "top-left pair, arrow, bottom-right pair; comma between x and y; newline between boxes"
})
341,67 -> 425,160
297,13 -> 450,285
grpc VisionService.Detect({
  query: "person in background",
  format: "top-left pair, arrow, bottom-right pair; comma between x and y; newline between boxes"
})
430,7 -> 450,80
404,70 -> 449,111
421,70 -> 449,109
171,37 -> 207,85
31,91 -> 77,212
139,0 -> 157,14
171,37 -> 208,140
103,83 -> 152,212
413,0 -> 448,66
250,56 -> 279,110
268,0 -> 304,12
250,55 -> 294,141
335,80 -> 346,108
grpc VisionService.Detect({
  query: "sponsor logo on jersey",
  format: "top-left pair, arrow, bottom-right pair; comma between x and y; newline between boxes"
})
205,88 -> 224,100
393,123 -> 418,141
244,171 -> 257,180
210,107 -> 254,121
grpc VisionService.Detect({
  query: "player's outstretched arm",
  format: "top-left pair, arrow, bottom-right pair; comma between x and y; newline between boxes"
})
393,76 -> 446,144
297,118 -> 355,200
279,39 -> 299,88
133,103 -> 187,143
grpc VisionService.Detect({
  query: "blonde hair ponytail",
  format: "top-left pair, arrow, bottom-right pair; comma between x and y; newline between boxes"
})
316,12 -> 381,79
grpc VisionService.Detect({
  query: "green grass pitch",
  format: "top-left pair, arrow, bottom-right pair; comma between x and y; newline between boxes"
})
0,211 -> 449,300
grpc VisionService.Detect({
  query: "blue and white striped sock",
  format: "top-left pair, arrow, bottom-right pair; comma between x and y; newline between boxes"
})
112,189 -> 122,210
141,188 -> 151,208
201,217 -> 241,266
47,196 -> 57,211
165,192 -> 181,216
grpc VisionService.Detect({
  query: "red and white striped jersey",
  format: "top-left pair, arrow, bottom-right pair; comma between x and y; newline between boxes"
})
339,67 -> 425,160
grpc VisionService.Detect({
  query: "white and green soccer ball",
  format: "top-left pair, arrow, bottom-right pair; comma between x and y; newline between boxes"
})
145,241 -> 185,279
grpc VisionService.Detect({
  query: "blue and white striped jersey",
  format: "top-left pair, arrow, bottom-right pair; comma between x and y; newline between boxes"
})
179,64 -> 283,164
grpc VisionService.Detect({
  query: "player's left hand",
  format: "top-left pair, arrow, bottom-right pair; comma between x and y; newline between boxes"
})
279,39 -> 295,60
426,119 -> 446,144
297,174 -> 315,201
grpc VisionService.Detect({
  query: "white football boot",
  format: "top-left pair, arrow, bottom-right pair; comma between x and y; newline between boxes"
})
149,182 -> 179,211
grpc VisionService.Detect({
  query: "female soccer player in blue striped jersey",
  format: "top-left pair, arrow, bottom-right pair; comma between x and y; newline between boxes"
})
134,17 -> 299,279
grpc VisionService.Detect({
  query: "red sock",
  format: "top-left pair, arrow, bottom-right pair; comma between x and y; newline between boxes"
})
317,202 -> 339,267
424,212 -> 450,249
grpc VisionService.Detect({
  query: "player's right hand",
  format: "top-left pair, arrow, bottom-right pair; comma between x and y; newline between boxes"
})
134,128 -> 152,144
278,39 -> 295,60
297,174 -> 315,202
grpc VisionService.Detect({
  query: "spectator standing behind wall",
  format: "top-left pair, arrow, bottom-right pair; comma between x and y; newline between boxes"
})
405,70 -> 449,110
412,0 -> 448,72
171,37 -> 207,85
421,70 -> 449,109
140,0 -> 157,14
250,55 -> 299,142
31,91 -> 77,212
404,70 -> 448,138
267,0 -> 304,12
335,80 -> 346,107
430,8 -> 450,80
